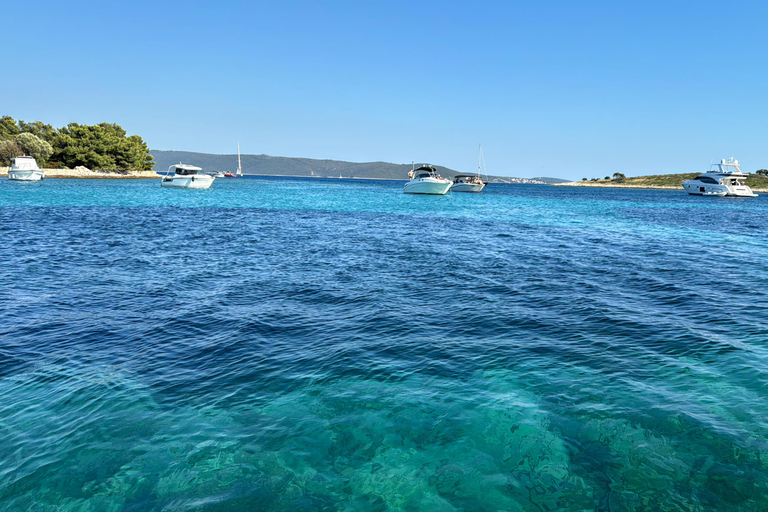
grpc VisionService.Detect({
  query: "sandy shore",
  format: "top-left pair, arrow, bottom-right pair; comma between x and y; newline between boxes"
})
0,167 -> 160,179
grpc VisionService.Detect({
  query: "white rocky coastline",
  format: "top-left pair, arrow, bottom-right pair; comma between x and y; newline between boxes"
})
0,165 -> 160,179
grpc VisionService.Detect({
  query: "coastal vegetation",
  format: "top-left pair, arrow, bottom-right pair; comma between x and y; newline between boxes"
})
0,116 -> 153,171
576,172 -> 768,190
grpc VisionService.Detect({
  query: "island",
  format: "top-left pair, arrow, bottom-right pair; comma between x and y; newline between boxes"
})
555,172 -> 768,193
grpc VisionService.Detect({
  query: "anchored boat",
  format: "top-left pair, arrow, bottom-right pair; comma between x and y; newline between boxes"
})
452,145 -> 487,193
9,156 -> 44,181
403,164 -> 452,195
682,158 -> 757,197
161,164 -> 215,189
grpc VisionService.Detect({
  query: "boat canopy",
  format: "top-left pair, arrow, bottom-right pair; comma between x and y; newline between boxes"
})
169,164 -> 203,175
11,156 -> 40,170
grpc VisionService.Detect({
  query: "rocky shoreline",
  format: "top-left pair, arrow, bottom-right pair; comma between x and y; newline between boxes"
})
553,181 -> 679,190
0,166 -> 160,179
554,181 -> 768,193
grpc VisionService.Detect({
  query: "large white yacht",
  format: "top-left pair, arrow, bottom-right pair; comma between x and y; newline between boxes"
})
161,164 -> 215,189
682,158 -> 757,197
403,164 -> 452,195
8,156 -> 44,181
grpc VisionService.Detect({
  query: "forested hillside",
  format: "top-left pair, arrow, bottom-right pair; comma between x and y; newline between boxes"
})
151,150 -> 457,180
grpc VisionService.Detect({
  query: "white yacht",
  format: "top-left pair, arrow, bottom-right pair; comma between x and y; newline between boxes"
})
403,164 -> 452,195
451,174 -> 485,192
452,145 -> 487,193
161,164 -> 215,189
8,156 -> 44,181
682,158 -> 757,197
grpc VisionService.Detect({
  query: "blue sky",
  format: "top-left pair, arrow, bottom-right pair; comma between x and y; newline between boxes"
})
5,0 -> 767,180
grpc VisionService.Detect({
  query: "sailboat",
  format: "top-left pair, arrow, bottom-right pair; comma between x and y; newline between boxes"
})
224,143 -> 243,177
451,145 -> 487,192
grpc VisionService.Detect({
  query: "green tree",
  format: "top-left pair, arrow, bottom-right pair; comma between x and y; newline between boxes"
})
19,120 -> 57,142
756,169 -> 768,176
16,133 -> 54,165
0,116 -> 20,140
50,122 -> 154,170
0,139 -> 22,165
612,172 -> 626,180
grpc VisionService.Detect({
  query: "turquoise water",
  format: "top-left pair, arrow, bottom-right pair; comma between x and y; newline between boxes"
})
1,176 -> 767,510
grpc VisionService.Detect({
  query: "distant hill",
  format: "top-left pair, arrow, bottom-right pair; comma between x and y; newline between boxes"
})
150,149 -> 568,184
151,150 -> 451,180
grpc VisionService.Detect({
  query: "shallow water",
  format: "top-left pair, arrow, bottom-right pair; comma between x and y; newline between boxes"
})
1,176 -> 767,510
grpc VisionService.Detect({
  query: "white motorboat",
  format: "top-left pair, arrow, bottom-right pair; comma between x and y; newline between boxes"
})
8,156 -> 44,181
682,158 -> 757,197
452,145 -> 487,193
403,164 -> 452,195
451,174 -> 485,192
161,163 -> 215,189
213,171 -> 226,178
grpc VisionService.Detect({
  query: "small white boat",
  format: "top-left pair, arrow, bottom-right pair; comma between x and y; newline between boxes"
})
161,163 -> 215,189
213,171 -> 226,178
452,145 -> 487,193
682,158 -> 757,197
8,156 -> 44,181
404,164 -> 452,195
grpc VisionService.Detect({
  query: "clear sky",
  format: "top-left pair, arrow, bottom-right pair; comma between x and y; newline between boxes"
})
5,0 -> 767,180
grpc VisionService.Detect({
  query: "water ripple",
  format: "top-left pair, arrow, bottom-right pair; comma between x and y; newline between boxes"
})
1,180 -> 768,509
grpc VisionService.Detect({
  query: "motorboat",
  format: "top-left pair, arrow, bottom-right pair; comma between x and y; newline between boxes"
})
451,175 -> 485,192
161,163 -> 215,189
403,164 -> 452,195
213,171 -> 226,178
8,156 -> 44,181
452,145 -> 487,193
682,158 -> 757,197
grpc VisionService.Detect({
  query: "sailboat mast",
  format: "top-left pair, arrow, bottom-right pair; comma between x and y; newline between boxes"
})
237,143 -> 242,175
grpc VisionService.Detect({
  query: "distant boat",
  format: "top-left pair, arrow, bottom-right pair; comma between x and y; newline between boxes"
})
224,143 -> 243,177
8,156 -> 44,181
452,145 -> 487,193
403,164 -> 452,195
682,158 -> 757,197
161,163 -> 215,189
213,171 -> 226,178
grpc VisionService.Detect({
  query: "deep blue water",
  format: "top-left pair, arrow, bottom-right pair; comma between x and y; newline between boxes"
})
1,176 -> 767,511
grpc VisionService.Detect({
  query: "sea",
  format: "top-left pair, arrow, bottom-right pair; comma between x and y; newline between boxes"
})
1,176 -> 767,511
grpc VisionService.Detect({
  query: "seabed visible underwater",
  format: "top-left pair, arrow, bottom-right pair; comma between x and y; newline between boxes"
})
1,177 -> 767,511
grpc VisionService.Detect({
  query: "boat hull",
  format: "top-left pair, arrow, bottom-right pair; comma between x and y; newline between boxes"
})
161,175 -> 214,189
9,170 -> 44,181
682,181 -> 756,197
403,179 -> 452,195
451,182 -> 485,193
